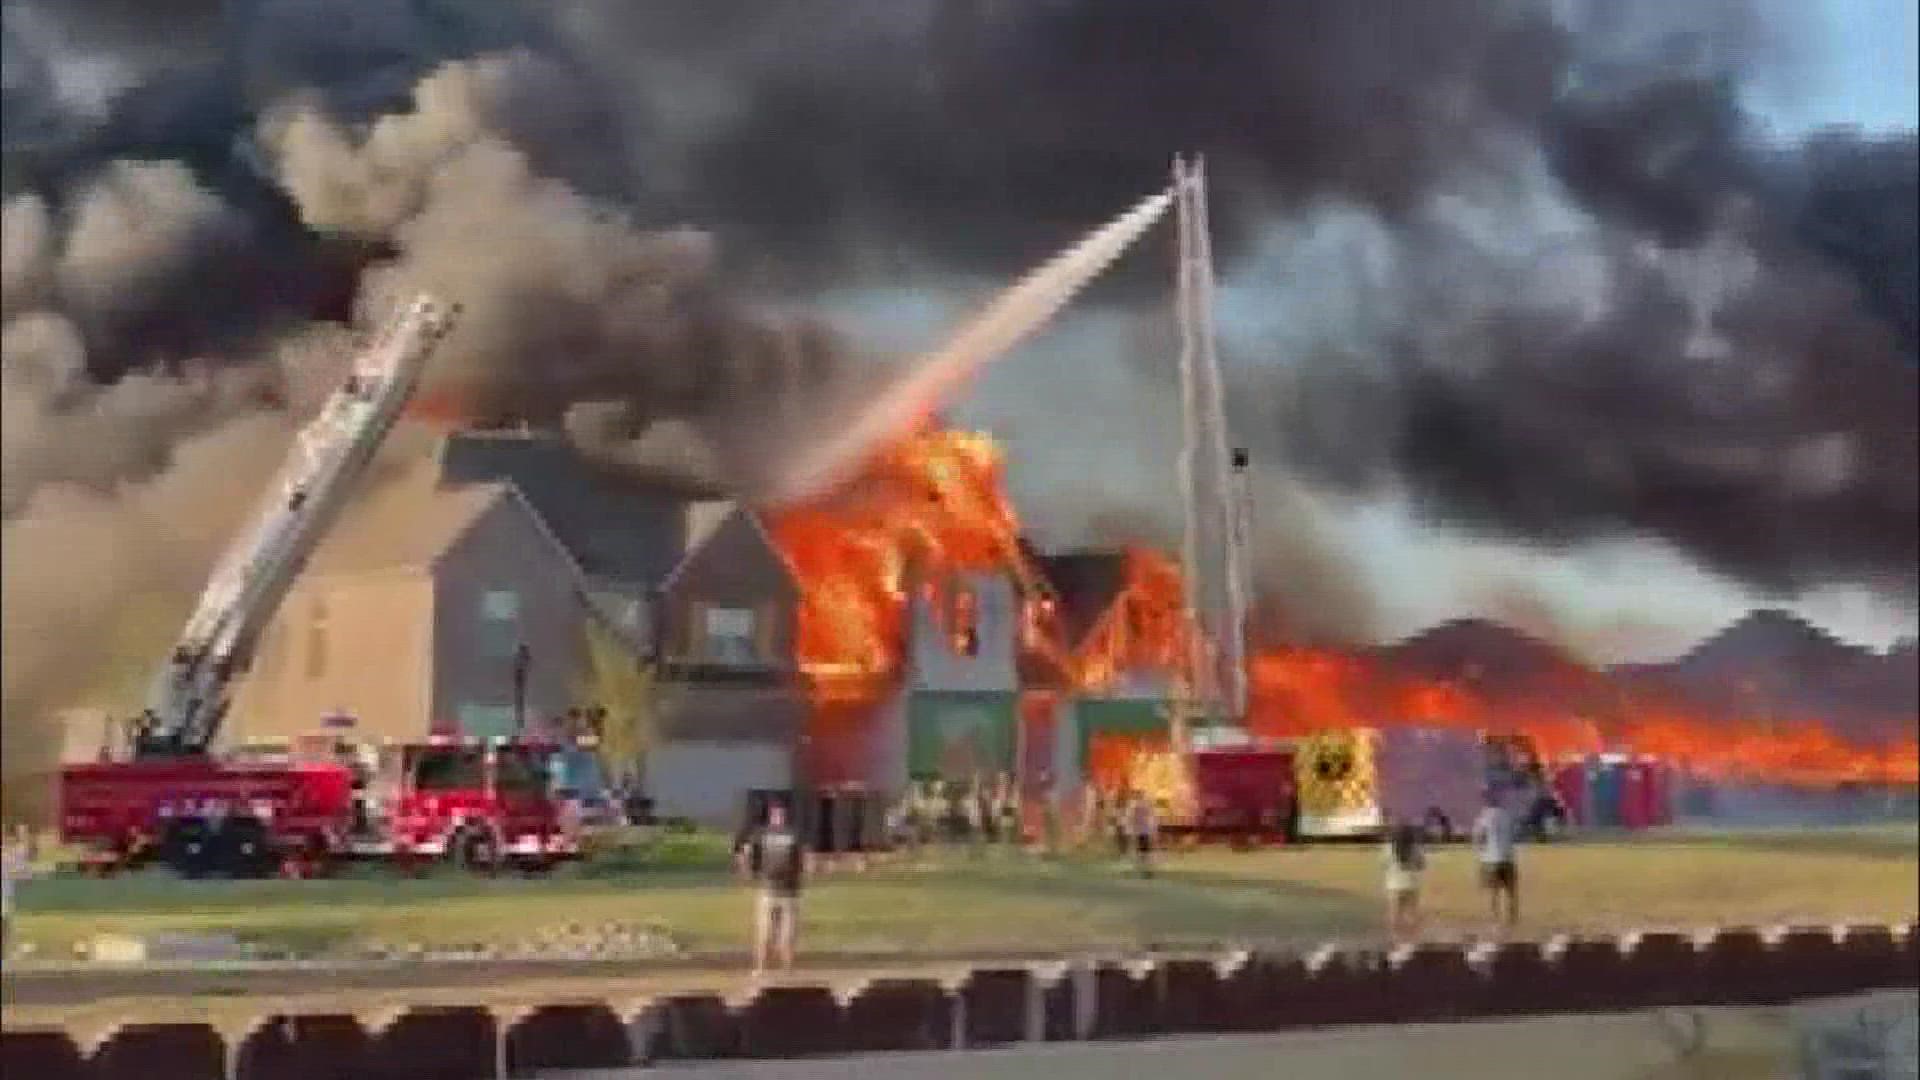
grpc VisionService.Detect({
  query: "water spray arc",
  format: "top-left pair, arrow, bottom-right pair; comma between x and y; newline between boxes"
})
772,187 -> 1176,505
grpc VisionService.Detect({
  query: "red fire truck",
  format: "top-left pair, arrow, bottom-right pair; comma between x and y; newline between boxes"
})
55,296 -> 582,877
1126,735 -> 1298,845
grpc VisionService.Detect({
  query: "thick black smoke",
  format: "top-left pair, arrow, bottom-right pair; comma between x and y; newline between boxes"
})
4,0 -> 1916,593
553,0 -> 1916,595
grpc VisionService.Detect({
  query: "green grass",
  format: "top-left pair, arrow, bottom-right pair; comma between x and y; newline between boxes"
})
11,825 -> 1914,962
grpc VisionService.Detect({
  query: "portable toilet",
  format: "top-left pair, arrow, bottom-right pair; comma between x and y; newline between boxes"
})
1588,755 -> 1627,828
1643,757 -> 1674,827
1551,758 -> 1589,827
1619,759 -> 1653,829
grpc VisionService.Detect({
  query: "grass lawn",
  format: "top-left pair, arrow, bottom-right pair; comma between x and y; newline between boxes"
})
12,825 -> 1916,963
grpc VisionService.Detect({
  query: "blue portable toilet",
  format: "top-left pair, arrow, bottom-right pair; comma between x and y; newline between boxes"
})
1588,755 -> 1626,829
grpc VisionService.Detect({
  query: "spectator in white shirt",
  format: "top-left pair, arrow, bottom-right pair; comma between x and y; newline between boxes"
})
1,828 -> 31,959
1383,823 -> 1427,943
1472,790 -> 1520,930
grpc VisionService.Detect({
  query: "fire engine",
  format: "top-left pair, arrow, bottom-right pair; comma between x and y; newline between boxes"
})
1292,727 -> 1567,841
56,296 -> 581,877
1125,731 -> 1297,845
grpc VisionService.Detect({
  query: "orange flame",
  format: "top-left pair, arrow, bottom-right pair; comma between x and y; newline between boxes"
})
404,388 -> 472,428
767,426 -> 1029,686
767,426 -> 1918,789
1074,547 -> 1195,691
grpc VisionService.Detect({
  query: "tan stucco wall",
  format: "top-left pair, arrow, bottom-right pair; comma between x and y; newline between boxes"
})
224,571 -> 434,745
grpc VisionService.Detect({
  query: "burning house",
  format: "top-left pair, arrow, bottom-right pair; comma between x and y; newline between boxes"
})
763,421 -> 1916,818
225,429 -> 812,825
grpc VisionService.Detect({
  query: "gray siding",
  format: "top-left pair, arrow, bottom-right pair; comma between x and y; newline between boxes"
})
645,742 -> 792,828
907,572 -> 1020,693
431,498 -> 593,736
657,683 -> 808,744
660,511 -> 800,672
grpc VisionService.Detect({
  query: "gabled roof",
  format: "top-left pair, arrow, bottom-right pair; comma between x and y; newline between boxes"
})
436,429 -> 698,587
1033,550 -> 1129,650
1373,617 -> 1586,686
305,451 -> 650,655
1672,609 -> 1868,673
659,502 -> 802,595
305,460 -> 507,575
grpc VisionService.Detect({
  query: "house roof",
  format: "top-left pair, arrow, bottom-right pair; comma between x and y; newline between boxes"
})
305,459 -> 509,575
659,501 -> 802,596
1034,551 -> 1130,650
436,430 -> 697,587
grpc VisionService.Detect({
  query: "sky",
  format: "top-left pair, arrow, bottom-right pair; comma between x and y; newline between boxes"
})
1749,0 -> 1919,136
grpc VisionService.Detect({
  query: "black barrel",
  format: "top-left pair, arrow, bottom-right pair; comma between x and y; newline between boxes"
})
840,789 -> 868,852
811,791 -> 839,853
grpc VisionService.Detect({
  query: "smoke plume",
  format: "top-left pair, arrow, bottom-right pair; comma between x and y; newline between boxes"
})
2,0 -> 1915,779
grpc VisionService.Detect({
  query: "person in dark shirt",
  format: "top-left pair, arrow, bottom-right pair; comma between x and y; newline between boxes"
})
736,802 -> 807,974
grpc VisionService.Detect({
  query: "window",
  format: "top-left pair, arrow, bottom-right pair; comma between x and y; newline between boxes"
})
548,749 -> 606,797
305,596 -> 328,680
458,703 -> 517,739
493,748 -> 548,795
412,748 -> 486,791
701,605 -> 759,664
478,589 -> 521,659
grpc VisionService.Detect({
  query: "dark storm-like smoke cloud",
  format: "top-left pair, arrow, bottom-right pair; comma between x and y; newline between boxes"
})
560,0 -> 1913,596
0,0 -> 851,793
3,0 -> 1915,597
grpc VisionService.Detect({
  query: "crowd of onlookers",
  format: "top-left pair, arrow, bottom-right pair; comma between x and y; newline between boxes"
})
868,775 -> 1527,943
737,778 -> 1167,974
881,775 -> 1165,874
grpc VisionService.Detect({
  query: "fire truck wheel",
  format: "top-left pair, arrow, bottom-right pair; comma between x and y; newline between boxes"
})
449,826 -> 500,875
161,819 -> 216,879
211,817 -> 275,879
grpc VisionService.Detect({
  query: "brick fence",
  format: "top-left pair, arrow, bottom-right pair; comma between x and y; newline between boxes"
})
5,923 -> 1914,1079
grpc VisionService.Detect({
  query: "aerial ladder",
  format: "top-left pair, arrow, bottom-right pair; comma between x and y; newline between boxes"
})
128,294 -> 461,757
1170,153 -> 1251,748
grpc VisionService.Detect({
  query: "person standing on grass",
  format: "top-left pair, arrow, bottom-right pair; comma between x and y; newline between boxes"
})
1383,822 -> 1427,943
2,827 -> 30,961
1080,785 -> 1103,852
944,780 -> 968,848
1472,789 -> 1520,931
1040,776 -> 1062,858
995,774 -> 1021,854
736,802 -> 806,975
1126,791 -> 1159,878
965,777 -> 989,859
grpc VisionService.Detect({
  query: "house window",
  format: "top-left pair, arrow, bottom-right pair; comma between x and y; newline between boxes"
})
479,589 -> 521,659
950,587 -> 980,657
701,605 -> 759,664
458,703 -> 518,740
305,596 -> 328,680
